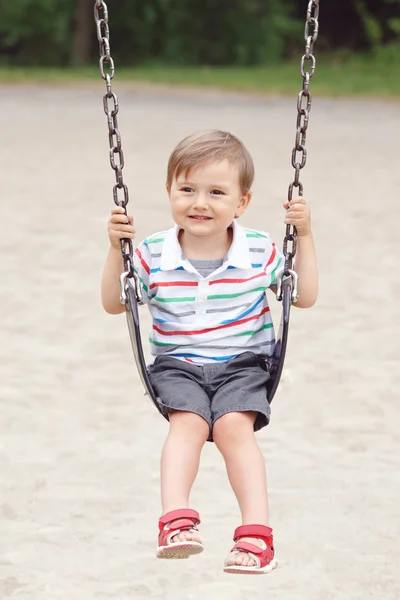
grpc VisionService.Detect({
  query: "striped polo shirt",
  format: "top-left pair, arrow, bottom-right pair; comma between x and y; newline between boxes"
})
133,220 -> 283,364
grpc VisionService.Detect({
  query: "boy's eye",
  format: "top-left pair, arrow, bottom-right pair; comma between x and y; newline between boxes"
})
180,187 -> 193,193
211,189 -> 224,195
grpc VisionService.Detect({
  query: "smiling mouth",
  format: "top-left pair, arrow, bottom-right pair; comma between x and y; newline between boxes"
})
188,215 -> 212,220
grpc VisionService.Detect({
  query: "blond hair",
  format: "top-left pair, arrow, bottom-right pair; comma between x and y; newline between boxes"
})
166,130 -> 254,195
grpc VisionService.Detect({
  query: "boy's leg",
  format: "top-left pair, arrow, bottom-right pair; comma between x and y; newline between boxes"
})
213,411 -> 270,567
161,410 -> 210,543
148,355 -> 212,544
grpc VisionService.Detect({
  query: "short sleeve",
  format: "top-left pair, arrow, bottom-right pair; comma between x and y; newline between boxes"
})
263,238 -> 284,289
133,240 -> 151,304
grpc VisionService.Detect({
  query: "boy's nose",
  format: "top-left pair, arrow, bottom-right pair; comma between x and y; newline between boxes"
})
193,194 -> 209,208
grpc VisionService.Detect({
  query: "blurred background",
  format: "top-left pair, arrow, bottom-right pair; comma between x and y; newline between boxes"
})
0,0 -> 399,96
1,3 -> 400,599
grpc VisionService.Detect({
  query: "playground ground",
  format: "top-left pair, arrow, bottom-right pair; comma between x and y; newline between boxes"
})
0,83 -> 399,599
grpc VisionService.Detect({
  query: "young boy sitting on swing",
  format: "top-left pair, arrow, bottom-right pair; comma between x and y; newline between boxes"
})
101,130 -> 318,575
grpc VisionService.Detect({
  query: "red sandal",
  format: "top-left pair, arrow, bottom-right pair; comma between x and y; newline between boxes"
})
224,524 -> 278,574
157,509 -> 203,559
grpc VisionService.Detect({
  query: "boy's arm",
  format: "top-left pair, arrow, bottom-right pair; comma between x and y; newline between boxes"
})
283,197 -> 318,309
102,205 -> 141,315
101,241 -> 151,314
292,232 -> 318,308
101,246 -> 126,314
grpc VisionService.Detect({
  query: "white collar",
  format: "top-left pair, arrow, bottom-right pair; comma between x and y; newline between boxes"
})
160,219 -> 252,271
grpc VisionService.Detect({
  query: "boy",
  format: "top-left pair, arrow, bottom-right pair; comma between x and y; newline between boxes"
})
101,130 -> 318,574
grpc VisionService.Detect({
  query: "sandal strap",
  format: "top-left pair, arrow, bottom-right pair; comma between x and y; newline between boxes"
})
165,518 -> 198,531
231,541 -> 265,556
233,524 -> 273,543
159,509 -> 200,531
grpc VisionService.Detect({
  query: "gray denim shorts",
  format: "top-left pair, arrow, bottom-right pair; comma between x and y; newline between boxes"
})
148,351 -> 271,442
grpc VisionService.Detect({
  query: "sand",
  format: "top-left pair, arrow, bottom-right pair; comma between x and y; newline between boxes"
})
0,83 -> 399,599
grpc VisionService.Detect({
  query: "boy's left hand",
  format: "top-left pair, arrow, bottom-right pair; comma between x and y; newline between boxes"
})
283,197 -> 311,237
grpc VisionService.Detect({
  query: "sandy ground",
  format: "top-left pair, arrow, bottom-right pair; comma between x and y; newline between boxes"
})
0,83 -> 399,600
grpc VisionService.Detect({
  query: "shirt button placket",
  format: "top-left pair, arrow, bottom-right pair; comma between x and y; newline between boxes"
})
197,280 -> 208,320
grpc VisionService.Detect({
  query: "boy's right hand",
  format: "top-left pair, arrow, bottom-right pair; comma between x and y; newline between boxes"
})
108,206 -> 136,250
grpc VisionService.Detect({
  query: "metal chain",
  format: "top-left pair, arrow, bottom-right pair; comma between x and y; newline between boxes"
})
94,1 -> 137,290
93,0 -> 319,304
280,0 -> 320,301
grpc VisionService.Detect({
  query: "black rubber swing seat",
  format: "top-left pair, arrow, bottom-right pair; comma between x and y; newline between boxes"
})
124,274 -> 292,413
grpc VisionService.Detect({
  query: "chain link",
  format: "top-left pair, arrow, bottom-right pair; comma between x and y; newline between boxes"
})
283,0 -> 320,290
94,1 -> 135,284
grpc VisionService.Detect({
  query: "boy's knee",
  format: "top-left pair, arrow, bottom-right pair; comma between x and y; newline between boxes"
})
169,410 -> 210,443
212,411 -> 256,448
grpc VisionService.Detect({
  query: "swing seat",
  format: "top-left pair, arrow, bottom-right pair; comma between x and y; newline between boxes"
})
124,273 -> 293,412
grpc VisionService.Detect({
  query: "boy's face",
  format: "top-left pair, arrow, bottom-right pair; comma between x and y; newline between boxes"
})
167,160 -> 251,238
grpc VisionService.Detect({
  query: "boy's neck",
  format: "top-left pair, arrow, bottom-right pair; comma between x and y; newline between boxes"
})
178,228 -> 233,260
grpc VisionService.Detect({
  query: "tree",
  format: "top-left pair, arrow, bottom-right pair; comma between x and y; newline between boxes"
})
71,0 -> 93,65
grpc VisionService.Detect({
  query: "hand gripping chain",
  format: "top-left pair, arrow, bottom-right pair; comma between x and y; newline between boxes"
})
277,0 -> 320,304
93,1 -> 142,305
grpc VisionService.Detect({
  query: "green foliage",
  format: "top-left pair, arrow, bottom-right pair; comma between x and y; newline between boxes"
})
0,0 -> 73,65
388,17 -> 400,35
353,0 -> 383,47
385,0 -> 400,38
225,0 -> 302,65
0,0 -> 399,66
107,0 -> 300,66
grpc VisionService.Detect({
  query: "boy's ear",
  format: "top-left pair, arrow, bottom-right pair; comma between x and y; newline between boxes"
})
235,190 -> 252,217
244,190 -> 252,205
